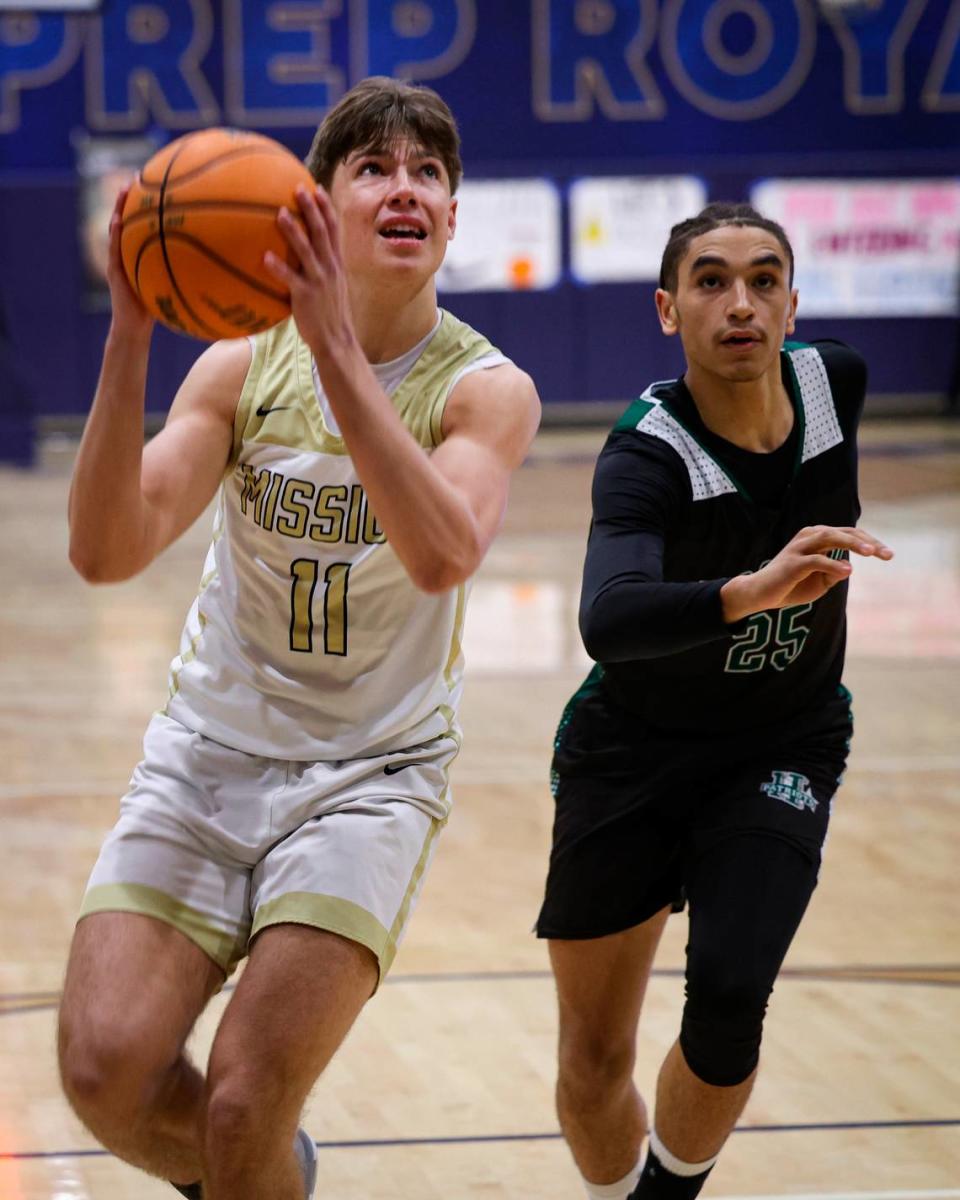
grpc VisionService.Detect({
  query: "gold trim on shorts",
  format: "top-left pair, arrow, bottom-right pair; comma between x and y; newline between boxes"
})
79,883 -> 244,973
252,814 -> 445,986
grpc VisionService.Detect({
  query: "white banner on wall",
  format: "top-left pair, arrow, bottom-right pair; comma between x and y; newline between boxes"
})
436,179 -> 561,293
570,176 -> 708,284
751,178 -> 960,317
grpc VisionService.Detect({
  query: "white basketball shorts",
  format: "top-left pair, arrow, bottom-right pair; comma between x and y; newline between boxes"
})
80,713 -> 457,981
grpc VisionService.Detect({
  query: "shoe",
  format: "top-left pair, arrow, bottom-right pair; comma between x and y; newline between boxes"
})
295,1126 -> 318,1199
168,1131 -> 314,1199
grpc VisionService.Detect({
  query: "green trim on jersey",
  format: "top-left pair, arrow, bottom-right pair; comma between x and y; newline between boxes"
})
615,342 -> 840,505
230,310 -> 497,465
614,396 -> 657,432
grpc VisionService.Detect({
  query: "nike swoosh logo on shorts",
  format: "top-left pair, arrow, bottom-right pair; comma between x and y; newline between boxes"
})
256,403 -> 293,417
384,762 -> 417,775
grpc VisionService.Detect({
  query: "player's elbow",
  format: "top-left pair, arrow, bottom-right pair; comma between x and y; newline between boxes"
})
579,619 -> 610,663
408,555 -> 470,594
408,538 -> 482,594
579,598 -> 621,663
68,539 -> 140,584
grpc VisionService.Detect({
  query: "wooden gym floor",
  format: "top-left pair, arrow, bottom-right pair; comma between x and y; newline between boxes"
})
0,419 -> 958,1199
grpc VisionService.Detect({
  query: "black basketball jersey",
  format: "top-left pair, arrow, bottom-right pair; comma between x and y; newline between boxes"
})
575,339 -> 865,735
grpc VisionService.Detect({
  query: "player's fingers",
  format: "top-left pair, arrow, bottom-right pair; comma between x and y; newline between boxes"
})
111,185 -> 130,225
313,186 -> 344,264
812,570 -> 847,594
263,248 -> 298,289
787,552 -> 852,581
796,526 -> 889,558
107,186 -> 131,256
107,208 -> 123,257
848,528 -> 894,559
294,185 -> 336,266
277,203 -> 311,253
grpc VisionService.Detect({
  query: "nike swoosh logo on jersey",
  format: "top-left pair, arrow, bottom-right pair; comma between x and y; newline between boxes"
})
256,403 -> 293,417
383,761 -> 418,775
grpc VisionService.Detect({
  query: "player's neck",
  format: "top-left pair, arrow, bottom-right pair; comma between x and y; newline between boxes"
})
684,362 -> 794,454
348,277 -> 440,364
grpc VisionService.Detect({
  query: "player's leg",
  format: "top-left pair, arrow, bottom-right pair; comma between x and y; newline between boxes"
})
58,713 -> 260,1189
549,911 -> 670,1193
199,744 -> 453,1198
202,923 -> 377,1200
58,911 -> 224,1185
632,751 -> 843,1198
537,712 -> 685,1200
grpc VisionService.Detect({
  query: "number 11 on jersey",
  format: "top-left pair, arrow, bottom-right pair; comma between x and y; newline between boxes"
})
289,559 -> 350,655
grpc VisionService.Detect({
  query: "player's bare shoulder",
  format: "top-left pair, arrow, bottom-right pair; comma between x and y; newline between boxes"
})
167,335 -> 254,426
442,360 -> 541,463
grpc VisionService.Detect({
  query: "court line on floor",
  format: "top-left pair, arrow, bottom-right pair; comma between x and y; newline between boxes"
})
1,1117 -> 958,1161
2,963 -> 958,1015
714,1193 -> 960,1200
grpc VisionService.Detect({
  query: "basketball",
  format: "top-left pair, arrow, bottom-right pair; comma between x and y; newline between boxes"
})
120,128 -> 315,341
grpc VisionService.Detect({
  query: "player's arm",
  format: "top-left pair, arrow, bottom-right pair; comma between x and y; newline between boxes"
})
68,185 -> 246,583
264,183 -> 540,591
316,350 -> 539,591
579,436 -> 736,661
68,336 -> 248,583
423,362 -> 541,586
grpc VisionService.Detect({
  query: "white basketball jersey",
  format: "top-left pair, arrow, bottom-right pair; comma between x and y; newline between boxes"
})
163,310 -> 508,760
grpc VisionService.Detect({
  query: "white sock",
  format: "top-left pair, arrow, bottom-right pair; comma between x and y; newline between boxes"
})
649,1128 -> 718,1176
582,1159 -> 642,1200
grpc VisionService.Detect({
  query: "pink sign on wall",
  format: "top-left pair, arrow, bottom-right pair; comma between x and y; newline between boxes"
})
751,179 -> 960,317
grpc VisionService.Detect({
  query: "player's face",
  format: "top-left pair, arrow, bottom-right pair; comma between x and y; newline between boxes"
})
656,225 -> 798,384
328,139 -> 456,285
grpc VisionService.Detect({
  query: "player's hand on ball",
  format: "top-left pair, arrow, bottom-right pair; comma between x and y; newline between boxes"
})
721,525 -> 893,623
265,185 -> 355,363
106,186 -> 155,340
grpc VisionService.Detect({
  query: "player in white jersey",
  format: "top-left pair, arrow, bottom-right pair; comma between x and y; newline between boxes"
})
57,77 -> 540,1200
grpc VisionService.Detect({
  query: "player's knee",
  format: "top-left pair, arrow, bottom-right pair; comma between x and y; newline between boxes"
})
58,1011 -> 161,1120
205,1079 -> 259,1148
205,1067 -> 293,1158
557,1027 -> 636,1110
680,957 -> 771,1087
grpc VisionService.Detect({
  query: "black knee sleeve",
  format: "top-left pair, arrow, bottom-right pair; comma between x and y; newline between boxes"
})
679,830 -> 825,1088
679,1001 -> 764,1087
679,959 -> 771,1087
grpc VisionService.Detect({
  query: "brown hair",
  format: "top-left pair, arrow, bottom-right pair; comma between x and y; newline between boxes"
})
659,202 -> 794,291
306,76 -> 462,193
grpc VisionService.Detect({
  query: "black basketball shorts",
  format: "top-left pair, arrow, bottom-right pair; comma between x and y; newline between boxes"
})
536,682 -> 852,940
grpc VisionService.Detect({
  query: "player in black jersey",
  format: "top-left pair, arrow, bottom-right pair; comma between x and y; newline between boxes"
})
537,204 -> 893,1200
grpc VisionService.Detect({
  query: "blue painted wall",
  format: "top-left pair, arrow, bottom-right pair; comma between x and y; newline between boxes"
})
1,0 -> 958,421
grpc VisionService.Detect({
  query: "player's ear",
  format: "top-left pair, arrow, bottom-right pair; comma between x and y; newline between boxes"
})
447,196 -> 457,241
785,287 -> 798,335
655,287 -> 679,336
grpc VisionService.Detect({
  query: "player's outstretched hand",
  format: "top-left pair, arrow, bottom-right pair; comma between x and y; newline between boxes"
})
265,185 -> 356,363
721,525 -> 893,623
106,186 -> 154,340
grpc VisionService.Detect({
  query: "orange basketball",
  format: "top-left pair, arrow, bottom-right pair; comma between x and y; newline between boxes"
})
120,128 -> 314,341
